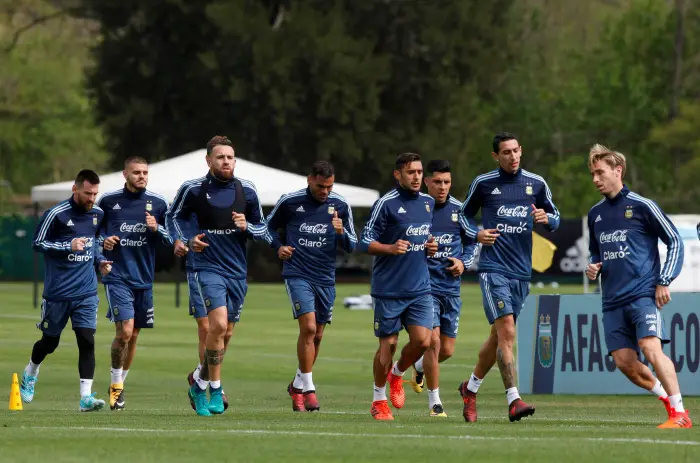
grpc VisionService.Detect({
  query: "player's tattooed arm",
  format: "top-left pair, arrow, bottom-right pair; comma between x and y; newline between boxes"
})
496,347 -> 517,389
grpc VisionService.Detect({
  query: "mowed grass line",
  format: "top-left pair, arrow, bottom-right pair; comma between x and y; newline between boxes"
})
1,282 -> 698,463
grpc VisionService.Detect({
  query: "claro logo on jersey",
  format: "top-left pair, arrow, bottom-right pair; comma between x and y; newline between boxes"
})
599,230 -> 628,243
68,237 -> 94,262
299,223 -> 328,234
405,224 -> 430,236
298,236 -> 327,248
497,206 -> 529,218
497,222 -> 528,234
603,245 -> 630,261
120,236 -> 148,247
120,223 -> 148,233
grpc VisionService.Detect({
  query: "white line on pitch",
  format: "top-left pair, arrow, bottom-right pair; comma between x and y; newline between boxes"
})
23,426 -> 700,446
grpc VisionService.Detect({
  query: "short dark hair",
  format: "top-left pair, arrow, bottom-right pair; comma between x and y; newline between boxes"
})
395,152 -> 421,171
75,169 -> 100,186
310,160 -> 334,178
124,156 -> 148,169
206,135 -> 234,155
493,132 -> 518,153
425,160 -> 451,176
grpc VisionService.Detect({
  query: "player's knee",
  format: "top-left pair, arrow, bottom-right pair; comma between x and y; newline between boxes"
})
119,326 -> 134,343
413,333 -> 432,350
611,350 -> 635,372
208,318 -> 227,337
300,322 -> 317,339
74,328 -> 96,350
39,334 -> 61,354
496,321 -> 516,344
440,344 -> 454,360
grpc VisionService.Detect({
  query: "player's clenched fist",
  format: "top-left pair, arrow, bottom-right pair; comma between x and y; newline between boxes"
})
145,211 -> 158,232
71,237 -> 87,252
586,262 -> 602,280
189,233 -> 209,253
278,245 -> 295,260
425,235 -> 438,257
232,212 -> 247,231
173,239 -> 189,257
332,211 -> 343,235
392,239 -> 410,255
477,228 -> 500,246
103,235 -> 120,251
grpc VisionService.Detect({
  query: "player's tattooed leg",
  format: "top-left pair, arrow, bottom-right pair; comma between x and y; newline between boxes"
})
496,347 -> 516,389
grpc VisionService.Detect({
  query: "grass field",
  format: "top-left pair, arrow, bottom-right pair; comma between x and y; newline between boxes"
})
1,281 -> 698,462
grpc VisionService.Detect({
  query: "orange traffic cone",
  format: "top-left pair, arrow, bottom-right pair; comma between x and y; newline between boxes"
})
9,373 -> 23,411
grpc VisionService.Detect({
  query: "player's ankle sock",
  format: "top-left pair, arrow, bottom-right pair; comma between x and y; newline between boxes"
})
505,387 -> 520,405
121,369 -> 129,383
373,384 -> 387,402
210,380 -> 221,390
301,372 -> 315,392
428,388 -> 441,408
195,377 -> 209,390
467,373 -> 482,394
80,379 -> 93,397
669,394 -> 685,413
414,356 -> 425,373
650,379 -> 667,398
293,368 -> 304,389
391,362 -> 405,377
193,364 -> 201,382
25,359 -> 40,377
110,368 -> 123,385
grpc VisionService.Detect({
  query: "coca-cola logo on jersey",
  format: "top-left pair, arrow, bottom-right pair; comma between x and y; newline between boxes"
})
497,206 -> 529,218
119,223 -> 147,233
406,224 -> 431,236
299,223 -> 328,234
599,230 -> 628,243
433,234 -> 454,245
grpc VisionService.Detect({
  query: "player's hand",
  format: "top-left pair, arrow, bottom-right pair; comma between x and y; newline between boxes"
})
446,257 -> 465,277
190,233 -> 209,253
278,245 -> 295,260
655,285 -> 672,309
71,237 -> 88,252
332,211 -> 343,235
426,235 -> 438,257
99,260 -> 113,276
531,204 -> 548,224
173,239 -> 189,257
233,212 -> 247,231
145,212 -> 158,232
477,229 -> 500,246
103,235 -> 120,251
392,239 -> 410,255
586,262 -> 602,280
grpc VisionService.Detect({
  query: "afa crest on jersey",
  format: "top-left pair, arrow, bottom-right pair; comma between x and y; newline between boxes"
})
451,213 -> 458,222
526,185 -> 533,195
93,217 -> 98,226
146,202 -> 153,212
425,203 -> 431,212
327,206 -> 335,215
625,207 -> 633,219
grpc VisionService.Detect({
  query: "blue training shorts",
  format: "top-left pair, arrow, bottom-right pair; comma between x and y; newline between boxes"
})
479,272 -> 530,325
284,278 -> 335,325
104,282 -> 154,329
192,270 -> 247,323
431,294 -> 462,338
38,295 -> 99,337
187,271 -> 207,319
372,294 -> 433,338
603,297 -> 670,355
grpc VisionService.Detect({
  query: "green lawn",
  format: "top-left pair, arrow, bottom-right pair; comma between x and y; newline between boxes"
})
0,282 -> 698,463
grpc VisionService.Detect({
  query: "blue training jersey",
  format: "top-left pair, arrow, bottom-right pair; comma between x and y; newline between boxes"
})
165,172 -> 271,280
461,168 -> 560,281
428,195 -> 479,297
267,187 -> 357,287
32,197 -> 106,301
360,186 -> 435,299
588,185 -> 683,311
97,186 -> 172,289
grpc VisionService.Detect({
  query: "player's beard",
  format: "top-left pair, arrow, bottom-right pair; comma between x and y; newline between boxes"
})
213,167 -> 234,181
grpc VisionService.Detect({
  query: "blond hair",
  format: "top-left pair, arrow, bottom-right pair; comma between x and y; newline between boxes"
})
588,144 -> 627,179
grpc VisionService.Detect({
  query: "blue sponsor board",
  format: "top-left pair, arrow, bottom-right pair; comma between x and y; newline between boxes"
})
518,293 -> 700,395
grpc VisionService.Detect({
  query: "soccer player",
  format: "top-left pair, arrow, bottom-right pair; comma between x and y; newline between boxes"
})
266,161 -> 357,412
360,152 -> 438,421
170,219 -> 230,412
166,135 -> 270,416
409,160 -> 479,416
585,144 -> 691,428
457,132 -> 560,422
20,170 -> 113,411
97,157 -> 172,410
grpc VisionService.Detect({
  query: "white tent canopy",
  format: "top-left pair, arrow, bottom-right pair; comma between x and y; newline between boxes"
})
30,149 -> 380,207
